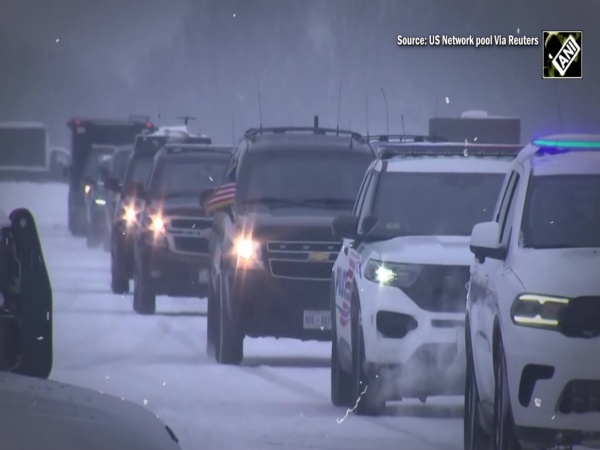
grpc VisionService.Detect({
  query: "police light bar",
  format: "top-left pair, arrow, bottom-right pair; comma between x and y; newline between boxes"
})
165,144 -> 233,154
244,126 -> 362,141
533,139 -> 600,149
362,134 -> 446,143
378,142 -> 523,159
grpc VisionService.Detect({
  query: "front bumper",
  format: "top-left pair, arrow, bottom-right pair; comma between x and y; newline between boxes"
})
138,232 -> 210,297
359,281 -> 466,395
504,325 -> 600,436
231,267 -> 331,341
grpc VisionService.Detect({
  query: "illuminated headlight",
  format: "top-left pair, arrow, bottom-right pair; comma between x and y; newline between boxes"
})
146,214 -> 166,233
233,235 -> 263,269
94,198 -> 106,206
122,205 -> 137,224
363,259 -> 422,287
84,184 -> 91,194
511,294 -> 570,329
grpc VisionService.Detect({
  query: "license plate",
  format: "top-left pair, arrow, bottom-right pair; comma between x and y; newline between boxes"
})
303,310 -> 331,330
198,269 -> 209,283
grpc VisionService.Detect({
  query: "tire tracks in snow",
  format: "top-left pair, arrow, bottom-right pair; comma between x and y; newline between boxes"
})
238,365 -> 457,449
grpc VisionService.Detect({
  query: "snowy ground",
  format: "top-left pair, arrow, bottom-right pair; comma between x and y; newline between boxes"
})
1,182 -> 465,450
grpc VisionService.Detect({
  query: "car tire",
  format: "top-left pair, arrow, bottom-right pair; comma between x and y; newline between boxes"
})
330,283 -> 353,407
206,277 -> 217,358
351,292 -> 385,416
215,269 -> 243,365
111,252 -> 129,294
465,330 -> 489,450
133,261 -> 156,315
493,339 -> 521,450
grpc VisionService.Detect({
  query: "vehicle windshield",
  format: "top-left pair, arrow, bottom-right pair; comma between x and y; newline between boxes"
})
521,174 -> 600,249
240,152 -> 372,211
111,151 -> 132,181
123,155 -> 154,185
149,157 -> 228,197
369,172 -> 504,238
84,147 -> 114,178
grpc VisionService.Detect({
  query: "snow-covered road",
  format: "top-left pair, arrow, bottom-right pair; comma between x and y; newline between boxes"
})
2,182 -> 464,450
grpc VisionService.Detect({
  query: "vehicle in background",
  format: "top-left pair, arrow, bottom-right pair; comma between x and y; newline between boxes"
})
83,147 -> 115,249
429,110 -> 521,145
48,146 -> 71,181
465,135 -> 600,450
203,117 -> 375,365
0,122 -> 49,182
106,145 -> 133,238
106,127 -> 212,294
64,117 -> 156,236
132,143 -> 232,314
330,140 -> 522,416
0,208 -> 181,450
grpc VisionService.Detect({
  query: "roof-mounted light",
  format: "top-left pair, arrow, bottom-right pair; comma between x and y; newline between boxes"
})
533,139 -> 600,149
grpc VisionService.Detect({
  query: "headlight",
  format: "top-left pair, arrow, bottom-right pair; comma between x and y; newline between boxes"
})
122,205 -> 137,224
94,198 -> 106,206
233,235 -> 262,269
363,259 -> 422,287
148,215 -> 166,233
511,294 -> 570,329
84,184 -> 91,194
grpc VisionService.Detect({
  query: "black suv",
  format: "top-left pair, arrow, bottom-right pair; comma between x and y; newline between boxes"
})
106,130 -> 211,294
203,121 -> 375,364
65,117 -> 156,236
131,143 -> 232,314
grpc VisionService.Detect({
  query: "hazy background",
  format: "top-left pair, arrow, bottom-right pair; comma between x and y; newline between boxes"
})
0,0 -> 598,147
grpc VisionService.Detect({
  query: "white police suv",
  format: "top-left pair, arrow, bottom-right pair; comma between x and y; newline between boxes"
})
330,139 -> 522,415
465,135 -> 600,450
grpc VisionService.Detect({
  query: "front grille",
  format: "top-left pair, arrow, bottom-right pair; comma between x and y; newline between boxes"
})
173,237 -> 209,254
561,297 -> 600,338
269,260 -> 333,280
170,218 -> 211,230
401,265 -> 470,313
267,241 -> 342,253
558,380 -> 600,414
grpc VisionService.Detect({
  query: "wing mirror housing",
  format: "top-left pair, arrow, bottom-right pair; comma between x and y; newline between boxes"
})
0,208 -> 52,379
332,214 -> 359,240
470,221 -> 507,263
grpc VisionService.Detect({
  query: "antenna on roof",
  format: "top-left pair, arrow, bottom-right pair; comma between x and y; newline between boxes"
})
336,81 -> 342,135
176,116 -> 197,126
401,114 -> 406,136
380,88 -> 389,135
553,81 -> 564,133
366,95 -> 370,139
257,81 -> 263,132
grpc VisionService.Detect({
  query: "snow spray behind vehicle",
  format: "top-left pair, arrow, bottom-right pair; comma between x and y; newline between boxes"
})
0,208 -> 52,379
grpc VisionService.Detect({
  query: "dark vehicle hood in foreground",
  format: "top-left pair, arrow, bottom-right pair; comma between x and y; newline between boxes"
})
238,211 -> 338,242
0,372 -> 180,450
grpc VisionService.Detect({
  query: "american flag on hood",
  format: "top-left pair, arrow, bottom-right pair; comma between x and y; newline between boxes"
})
204,161 -> 236,212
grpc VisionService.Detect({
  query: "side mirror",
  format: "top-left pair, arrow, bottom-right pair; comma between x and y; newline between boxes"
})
359,214 -> 379,236
105,177 -> 121,192
199,187 -> 215,208
332,214 -> 359,240
470,221 -> 507,263
0,208 -> 52,379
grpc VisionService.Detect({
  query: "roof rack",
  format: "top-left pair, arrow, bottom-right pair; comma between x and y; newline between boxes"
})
243,126 -> 362,141
164,143 -> 233,154
378,142 -> 523,160
361,134 -> 447,143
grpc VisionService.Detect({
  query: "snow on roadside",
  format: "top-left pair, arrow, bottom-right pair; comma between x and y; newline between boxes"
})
0,182 -> 68,228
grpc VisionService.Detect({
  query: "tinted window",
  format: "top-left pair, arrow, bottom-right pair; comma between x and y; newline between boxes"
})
112,151 -> 132,181
239,151 -> 372,211
369,172 -> 504,238
149,157 -> 228,197
0,127 -> 46,167
521,175 -> 600,249
124,155 -> 154,185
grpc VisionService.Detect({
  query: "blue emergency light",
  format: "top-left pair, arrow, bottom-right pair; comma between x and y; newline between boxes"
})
533,139 -> 600,149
